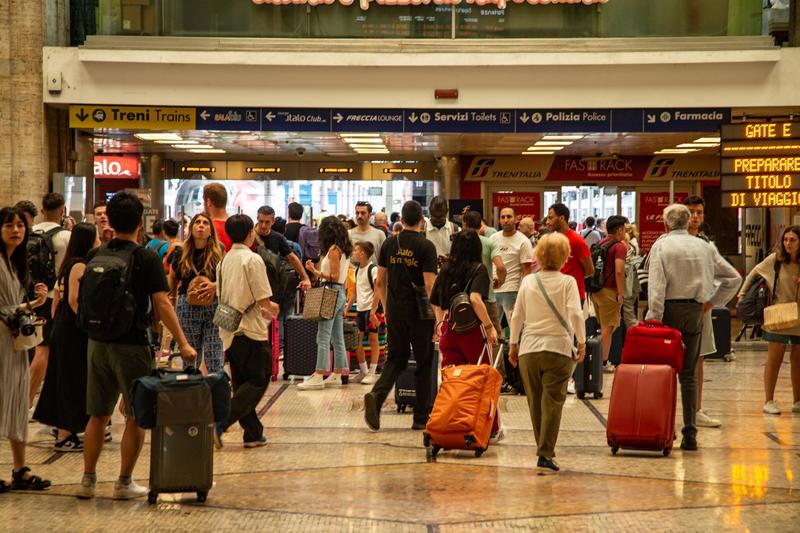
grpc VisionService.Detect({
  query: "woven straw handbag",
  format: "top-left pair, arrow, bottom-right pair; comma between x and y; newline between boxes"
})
303,284 -> 338,321
763,301 -> 800,331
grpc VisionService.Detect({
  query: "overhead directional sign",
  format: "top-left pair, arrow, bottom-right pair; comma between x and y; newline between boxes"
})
70,105 -> 195,129
331,108 -> 404,132
262,108 -> 330,132
404,109 -> 514,133
69,105 -> 732,134
722,191 -> 800,208
196,107 -> 260,130
517,109 -> 611,133
643,108 -> 731,132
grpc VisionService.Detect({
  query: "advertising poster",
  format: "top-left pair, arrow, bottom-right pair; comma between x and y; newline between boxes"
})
491,192 -> 541,220
638,192 -> 688,253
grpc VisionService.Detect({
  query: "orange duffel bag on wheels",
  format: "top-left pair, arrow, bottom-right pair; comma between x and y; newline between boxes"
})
423,344 -> 502,458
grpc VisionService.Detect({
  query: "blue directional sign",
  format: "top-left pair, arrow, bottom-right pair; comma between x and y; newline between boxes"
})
643,108 -> 730,132
331,108 -> 404,133
517,109 -> 612,133
196,107 -> 261,130
610,109 -> 644,133
262,108 -> 330,132
405,109 -> 515,133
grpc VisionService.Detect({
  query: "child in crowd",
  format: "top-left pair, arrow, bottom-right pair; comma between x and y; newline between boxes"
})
347,241 -> 382,384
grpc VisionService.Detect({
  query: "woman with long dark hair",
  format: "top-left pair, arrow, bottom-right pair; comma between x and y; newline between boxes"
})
298,216 -> 353,390
430,230 -> 500,437
739,225 -> 800,416
33,223 -> 99,451
169,213 -> 225,373
0,207 -> 50,491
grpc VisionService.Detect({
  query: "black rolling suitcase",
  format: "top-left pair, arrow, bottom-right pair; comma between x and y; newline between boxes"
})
608,320 -> 627,367
132,363 -> 231,505
573,337 -> 603,399
283,315 -> 318,378
708,307 -> 733,361
395,347 -> 440,413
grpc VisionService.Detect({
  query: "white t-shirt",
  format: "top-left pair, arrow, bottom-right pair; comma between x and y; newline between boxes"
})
355,263 -> 377,311
31,221 -> 71,298
490,230 -> 534,293
349,226 -> 386,264
321,247 -> 350,284
425,218 -> 459,259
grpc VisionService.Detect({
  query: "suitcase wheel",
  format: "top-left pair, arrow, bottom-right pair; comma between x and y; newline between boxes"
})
423,433 -> 431,447
662,448 -> 671,457
611,446 -> 619,456
474,448 -> 485,458
148,491 -> 158,504
397,404 -> 407,413
464,435 -> 476,448
196,491 -> 207,503
593,392 -> 603,399
428,445 -> 441,459
576,392 -> 586,400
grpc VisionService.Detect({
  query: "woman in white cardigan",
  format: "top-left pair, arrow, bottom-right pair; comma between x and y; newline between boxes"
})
509,232 -> 586,475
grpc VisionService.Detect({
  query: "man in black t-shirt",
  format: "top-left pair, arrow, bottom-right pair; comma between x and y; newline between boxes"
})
364,200 -> 438,432
77,192 -> 198,501
284,202 -> 305,244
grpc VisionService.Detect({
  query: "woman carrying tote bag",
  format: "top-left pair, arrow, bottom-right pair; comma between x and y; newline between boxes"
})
297,216 -> 353,390
738,225 -> 800,416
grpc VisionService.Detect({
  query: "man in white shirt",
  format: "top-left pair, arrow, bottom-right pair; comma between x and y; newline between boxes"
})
646,204 -> 741,452
425,196 -> 459,262
581,216 -> 602,248
214,214 -> 279,450
29,193 -> 71,407
348,201 -> 386,264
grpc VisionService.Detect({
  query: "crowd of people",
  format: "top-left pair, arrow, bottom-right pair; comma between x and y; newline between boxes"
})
5,182 -> 798,492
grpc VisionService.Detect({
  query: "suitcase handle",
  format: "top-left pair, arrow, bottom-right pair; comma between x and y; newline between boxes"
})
639,320 -> 667,328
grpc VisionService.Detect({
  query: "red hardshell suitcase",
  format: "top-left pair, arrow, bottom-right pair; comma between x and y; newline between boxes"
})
621,320 -> 684,372
270,319 -> 280,382
606,364 -> 677,457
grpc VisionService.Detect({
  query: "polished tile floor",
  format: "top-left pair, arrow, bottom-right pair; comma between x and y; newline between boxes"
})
2,347 -> 799,532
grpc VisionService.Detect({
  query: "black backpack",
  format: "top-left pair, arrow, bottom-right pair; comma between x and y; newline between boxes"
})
737,260 -> 780,325
448,264 -> 482,334
78,244 -> 144,341
27,226 -> 66,289
257,246 -> 291,303
585,240 -> 619,294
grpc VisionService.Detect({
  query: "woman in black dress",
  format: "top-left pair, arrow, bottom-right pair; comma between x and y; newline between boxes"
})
33,223 -> 99,451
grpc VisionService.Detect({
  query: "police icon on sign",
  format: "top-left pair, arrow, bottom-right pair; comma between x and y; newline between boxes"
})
531,112 -> 543,124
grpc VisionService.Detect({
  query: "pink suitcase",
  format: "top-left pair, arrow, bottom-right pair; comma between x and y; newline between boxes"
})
607,364 -> 677,457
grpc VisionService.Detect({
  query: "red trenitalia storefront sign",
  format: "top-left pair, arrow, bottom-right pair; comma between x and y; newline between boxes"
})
94,155 -> 140,179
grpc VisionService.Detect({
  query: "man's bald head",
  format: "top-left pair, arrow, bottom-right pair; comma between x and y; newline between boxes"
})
518,216 -> 535,237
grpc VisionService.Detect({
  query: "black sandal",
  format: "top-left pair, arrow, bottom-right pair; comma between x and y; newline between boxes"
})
11,467 -> 51,491
0,479 -> 10,493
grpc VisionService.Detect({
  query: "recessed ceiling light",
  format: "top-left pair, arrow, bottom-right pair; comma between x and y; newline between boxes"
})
542,135 -> 584,140
527,146 -> 564,151
535,141 -> 573,146
522,151 -> 554,155
155,140 -> 199,145
654,149 -> 699,153
350,144 -> 388,149
677,143 -> 719,148
134,133 -> 183,141
188,149 -> 226,153
355,149 -> 390,154
339,133 -> 381,137
343,138 -> 384,144
175,144 -> 214,149
694,137 -> 721,143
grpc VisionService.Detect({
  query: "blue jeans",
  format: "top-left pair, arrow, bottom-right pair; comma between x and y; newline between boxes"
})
315,287 -> 348,371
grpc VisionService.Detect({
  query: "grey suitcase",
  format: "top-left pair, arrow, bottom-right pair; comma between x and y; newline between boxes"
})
148,378 -> 215,504
573,336 -> 603,399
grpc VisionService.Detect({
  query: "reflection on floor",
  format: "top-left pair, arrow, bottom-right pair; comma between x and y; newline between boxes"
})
2,349 -> 798,532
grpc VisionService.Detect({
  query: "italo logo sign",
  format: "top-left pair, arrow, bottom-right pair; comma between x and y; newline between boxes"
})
94,155 -> 140,179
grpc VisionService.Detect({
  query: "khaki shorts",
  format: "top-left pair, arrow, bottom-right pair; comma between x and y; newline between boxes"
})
591,288 -> 622,328
87,339 -> 154,417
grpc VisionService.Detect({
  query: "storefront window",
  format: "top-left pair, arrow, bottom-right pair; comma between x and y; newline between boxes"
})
93,0 -> 763,40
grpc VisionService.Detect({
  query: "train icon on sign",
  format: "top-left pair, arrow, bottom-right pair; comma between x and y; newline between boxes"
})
92,109 -> 106,122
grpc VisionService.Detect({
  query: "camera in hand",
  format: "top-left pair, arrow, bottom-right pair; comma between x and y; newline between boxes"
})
4,309 -> 36,337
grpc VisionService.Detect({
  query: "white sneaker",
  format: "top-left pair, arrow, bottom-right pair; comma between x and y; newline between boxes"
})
603,363 -> 615,374
349,371 -> 366,384
112,479 -> 147,500
361,371 -> 378,385
763,401 -> 781,415
76,475 -> 96,499
325,373 -> 342,388
297,373 -> 325,391
489,426 -> 506,445
567,379 -> 576,395
792,402 -> 800,414
696,410 -> 722,428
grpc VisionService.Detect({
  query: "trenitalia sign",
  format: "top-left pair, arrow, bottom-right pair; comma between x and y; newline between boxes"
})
253,0 -> 607,9
464,155 -> 719,182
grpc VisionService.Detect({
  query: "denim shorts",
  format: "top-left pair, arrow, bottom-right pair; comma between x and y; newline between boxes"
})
762,331 -> 800,345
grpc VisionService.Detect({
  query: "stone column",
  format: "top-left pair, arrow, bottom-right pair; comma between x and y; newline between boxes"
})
0,0 -> 49,205
437,156 -> 461,201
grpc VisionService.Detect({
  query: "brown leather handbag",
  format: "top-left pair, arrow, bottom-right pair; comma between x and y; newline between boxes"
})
186,275 -> 214,307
